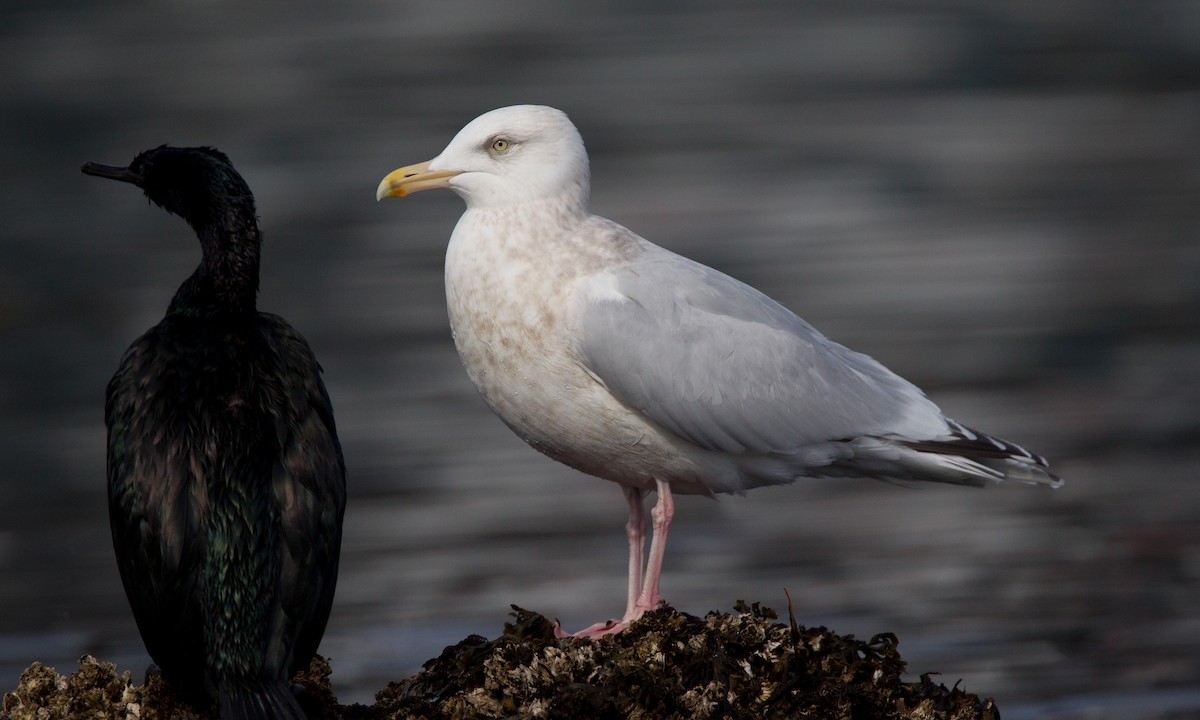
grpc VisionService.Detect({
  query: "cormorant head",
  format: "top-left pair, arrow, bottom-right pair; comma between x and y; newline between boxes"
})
82,146 -> 257,231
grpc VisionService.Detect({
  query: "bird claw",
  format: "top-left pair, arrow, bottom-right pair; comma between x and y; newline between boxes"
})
554,618 -> 624,639
553,602 -> 657,639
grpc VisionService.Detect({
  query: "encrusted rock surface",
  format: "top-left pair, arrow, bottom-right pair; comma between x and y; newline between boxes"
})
3,602 -> 999,720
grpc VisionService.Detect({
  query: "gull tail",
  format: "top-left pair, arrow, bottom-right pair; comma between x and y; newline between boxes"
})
891,419 -> 1062,488
219,678 -> 307,720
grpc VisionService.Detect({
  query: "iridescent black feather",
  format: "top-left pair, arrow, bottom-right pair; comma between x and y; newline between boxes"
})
86,146 -> 345,720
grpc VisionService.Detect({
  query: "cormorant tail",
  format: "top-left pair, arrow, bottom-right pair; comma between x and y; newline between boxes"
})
218,678 -> 307,720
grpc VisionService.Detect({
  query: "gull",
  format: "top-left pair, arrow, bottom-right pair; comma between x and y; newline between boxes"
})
376,105 -> 1060,638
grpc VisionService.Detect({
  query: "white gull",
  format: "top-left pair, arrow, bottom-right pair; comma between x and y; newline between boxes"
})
376,104 -> 1061,638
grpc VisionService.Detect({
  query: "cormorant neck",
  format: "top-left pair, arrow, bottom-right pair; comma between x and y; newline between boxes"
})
167,201 -> 262,318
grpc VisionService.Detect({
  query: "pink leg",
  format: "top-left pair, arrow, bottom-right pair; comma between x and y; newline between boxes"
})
635,478 -> 673,612
558,480 -> 673,639
622,485 -> 646,617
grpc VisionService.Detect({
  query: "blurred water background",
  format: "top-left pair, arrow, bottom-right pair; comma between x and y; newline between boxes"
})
2,2 -> 1199,718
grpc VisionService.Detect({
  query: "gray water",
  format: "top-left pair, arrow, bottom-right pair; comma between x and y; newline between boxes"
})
2,2 -> 1199,717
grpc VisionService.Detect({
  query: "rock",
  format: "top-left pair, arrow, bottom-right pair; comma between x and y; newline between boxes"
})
2,602 -> 1000,720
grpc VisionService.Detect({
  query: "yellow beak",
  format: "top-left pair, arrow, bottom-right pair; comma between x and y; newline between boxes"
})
375,160 -> 461,200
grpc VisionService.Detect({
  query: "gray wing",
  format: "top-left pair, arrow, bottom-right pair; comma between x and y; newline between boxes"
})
577,250 -> 947,455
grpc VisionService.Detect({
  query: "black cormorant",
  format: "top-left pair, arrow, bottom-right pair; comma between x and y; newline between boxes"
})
83,146 -> 346,720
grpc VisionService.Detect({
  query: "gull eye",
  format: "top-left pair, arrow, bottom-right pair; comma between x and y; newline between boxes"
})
490,138 -> 510,154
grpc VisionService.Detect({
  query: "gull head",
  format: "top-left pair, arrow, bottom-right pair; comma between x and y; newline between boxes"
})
376,105 -> 590,210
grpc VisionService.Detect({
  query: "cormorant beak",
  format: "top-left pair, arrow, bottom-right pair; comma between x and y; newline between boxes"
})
81,162 -> 142,186
375,160 -> 461,200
